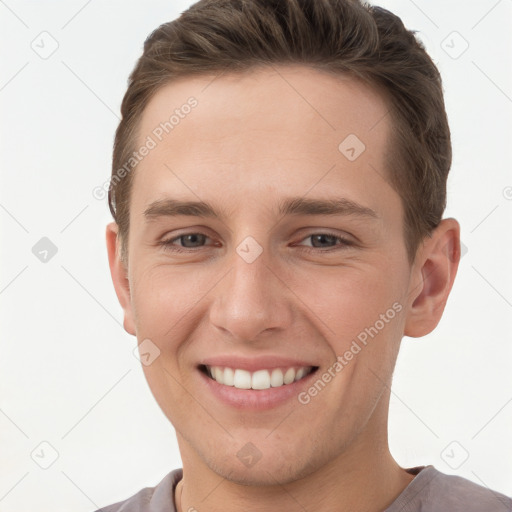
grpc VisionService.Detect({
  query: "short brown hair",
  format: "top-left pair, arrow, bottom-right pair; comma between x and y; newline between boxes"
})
108,0 -> 451,265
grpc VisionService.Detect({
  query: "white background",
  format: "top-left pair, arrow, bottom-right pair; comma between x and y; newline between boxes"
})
1,1 -> 511,510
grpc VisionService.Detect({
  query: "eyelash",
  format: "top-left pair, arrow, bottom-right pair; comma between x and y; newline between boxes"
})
158,232 -> 354,253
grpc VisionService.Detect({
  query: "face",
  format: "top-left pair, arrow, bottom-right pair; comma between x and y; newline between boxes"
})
108,65 -> 431,485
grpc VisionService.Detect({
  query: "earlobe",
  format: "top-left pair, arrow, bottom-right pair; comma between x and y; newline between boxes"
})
404,218 -> 461,338
105,222 -> 136,336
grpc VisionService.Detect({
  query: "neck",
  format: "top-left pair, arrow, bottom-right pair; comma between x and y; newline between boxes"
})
175,398 -> 415,512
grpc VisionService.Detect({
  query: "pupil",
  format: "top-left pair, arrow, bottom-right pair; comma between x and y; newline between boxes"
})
312,234 -> 335,248
183,234 -> 205,247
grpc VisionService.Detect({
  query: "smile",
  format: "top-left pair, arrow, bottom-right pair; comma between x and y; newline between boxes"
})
202,365 -> 316,390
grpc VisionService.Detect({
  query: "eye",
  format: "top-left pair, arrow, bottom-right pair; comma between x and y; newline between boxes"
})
295,233 -> 354,251
159,232 -> 212,252
158,231 -> 354,253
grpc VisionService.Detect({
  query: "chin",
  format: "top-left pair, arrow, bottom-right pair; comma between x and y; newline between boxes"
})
200,439 -> 328,487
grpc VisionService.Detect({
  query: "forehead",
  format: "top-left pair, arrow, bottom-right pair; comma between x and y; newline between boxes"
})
130,65 -> 395,222
138,65 -> 390,147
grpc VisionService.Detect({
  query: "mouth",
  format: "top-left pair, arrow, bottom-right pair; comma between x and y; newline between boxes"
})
199,364 -> 319,390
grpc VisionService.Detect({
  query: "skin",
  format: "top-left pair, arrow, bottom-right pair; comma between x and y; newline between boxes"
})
106,65 -> 460,512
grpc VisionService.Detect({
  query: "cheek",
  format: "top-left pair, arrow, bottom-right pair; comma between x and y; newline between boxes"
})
290,262 -> 406,350
130,265 -> 211,339
130,267 -> 202,417
139,355 -> 196,430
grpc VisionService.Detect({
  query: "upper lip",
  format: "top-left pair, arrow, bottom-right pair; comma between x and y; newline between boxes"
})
198,355 -> 318,372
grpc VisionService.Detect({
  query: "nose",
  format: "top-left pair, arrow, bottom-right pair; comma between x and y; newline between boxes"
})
208,247 -> 294,343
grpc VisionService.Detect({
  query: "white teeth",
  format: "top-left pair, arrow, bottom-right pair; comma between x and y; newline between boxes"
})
214,367 -> 224,384
206,365 -> 313,390
233,369 -> 252,389
283,368 -> 295,385
270,368 -> 284,387
223,367 -> 234,386
251,369 -> 271,390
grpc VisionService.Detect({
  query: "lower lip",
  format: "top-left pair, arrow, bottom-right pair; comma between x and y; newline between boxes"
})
198,368 -> 318,410
198,370 -> 316,410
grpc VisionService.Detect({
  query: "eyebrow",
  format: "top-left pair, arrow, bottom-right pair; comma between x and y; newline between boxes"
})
143,197 -> 379,222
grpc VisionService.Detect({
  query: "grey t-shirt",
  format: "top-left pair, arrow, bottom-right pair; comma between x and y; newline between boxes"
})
93,465 -> 512,511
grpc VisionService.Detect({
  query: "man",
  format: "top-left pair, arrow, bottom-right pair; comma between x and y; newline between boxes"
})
99,0 -> 512,510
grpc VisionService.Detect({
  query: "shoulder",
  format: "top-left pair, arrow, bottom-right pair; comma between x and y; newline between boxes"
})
91,468 -> 182,512
428,467 -> 512,511
389,465 -> 512,512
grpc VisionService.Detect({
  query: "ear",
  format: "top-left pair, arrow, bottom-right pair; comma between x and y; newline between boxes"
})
105,222 -> 136,336
404,218 -> 461,338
